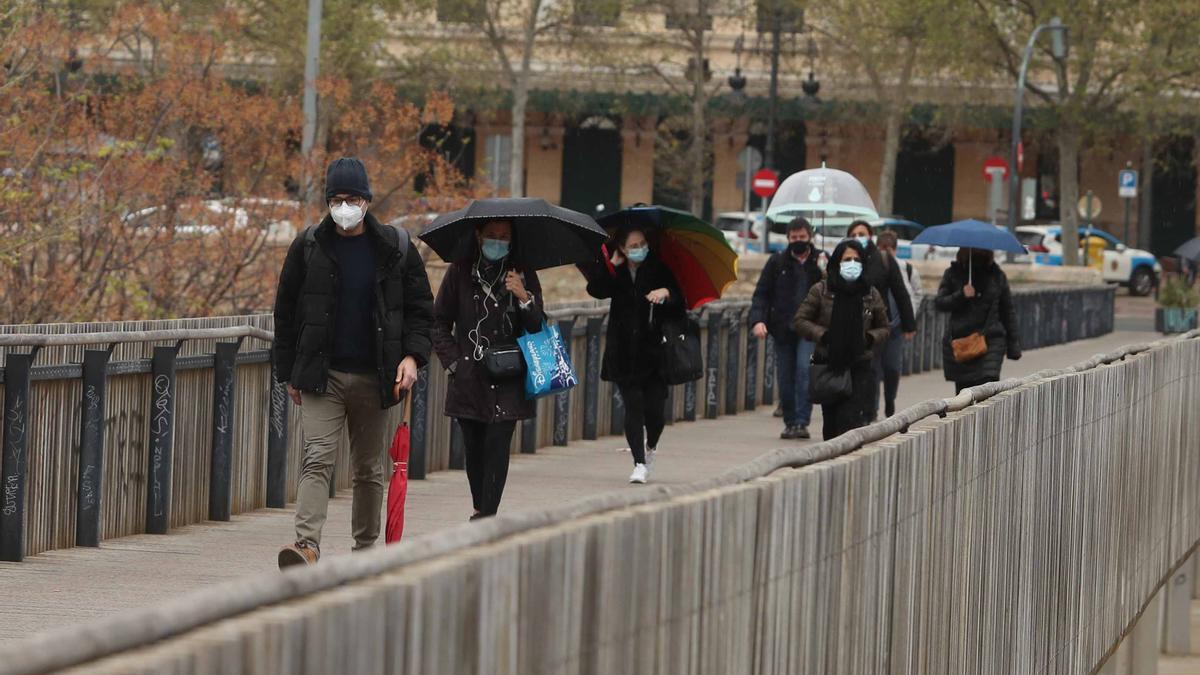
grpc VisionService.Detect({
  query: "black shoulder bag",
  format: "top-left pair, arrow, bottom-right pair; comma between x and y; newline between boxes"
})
652,304 -> 704,385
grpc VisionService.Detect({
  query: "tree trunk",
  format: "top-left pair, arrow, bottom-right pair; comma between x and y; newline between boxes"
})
509,78 -> 527,198
1058,123 -> 1082,266
877,106 -> 903,216
1138,135 -> 1155,251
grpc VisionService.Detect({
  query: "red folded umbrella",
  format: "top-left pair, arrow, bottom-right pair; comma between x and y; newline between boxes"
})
386,392 -> 411,544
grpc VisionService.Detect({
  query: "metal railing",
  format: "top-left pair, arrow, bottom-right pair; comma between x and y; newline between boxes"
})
1,295 -> 1189,675
0,286 -> 1115,562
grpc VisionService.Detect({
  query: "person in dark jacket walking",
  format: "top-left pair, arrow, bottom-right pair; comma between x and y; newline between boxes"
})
580,226 -> 685,484
272,157 -> 434,568
847,220 -> 915,421
793,240 -> 891,441
936,248 -> 1021,393
433,219 -> 544,520
750,217 -> 823,440
874,230 -> 924,418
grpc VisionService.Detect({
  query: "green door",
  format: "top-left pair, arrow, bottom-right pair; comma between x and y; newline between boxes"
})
561,122 -> 622,218
893,132 -> 955,226
1151,136 -> 1197,256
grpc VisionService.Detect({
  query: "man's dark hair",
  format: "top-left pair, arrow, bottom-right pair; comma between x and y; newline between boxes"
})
876,230 -> 899,250
786,216 -> 813,237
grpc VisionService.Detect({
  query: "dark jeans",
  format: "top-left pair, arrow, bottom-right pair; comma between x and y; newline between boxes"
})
821,361 -> 875,441
458,419 -> 517,516
875,331 -> 904,418
618,379 -> 668,465
955,376 -> 999,395
773,336 -> 815,428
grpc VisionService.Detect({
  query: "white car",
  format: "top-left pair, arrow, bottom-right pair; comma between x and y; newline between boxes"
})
124,198 -> 300,245
715,212 -> 783,253
1016,225 -> 1161,296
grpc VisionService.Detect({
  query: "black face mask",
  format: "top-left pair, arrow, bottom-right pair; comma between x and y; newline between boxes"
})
788,240 -> 810,256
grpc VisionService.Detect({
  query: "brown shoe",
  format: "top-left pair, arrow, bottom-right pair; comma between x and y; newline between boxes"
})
278,541 -> 319,569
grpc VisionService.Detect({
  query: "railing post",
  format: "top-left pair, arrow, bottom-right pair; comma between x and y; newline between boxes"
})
725,309 -> 741,414
521,418 -> 537,454
146,345 -> 179,532
553,319 -> 574,446
705,310 -> 722,419
76,348 -> 112,547
409,366 -> 430,478
682,379 -> 697,422
664,386 -> 675,426
582,317 -> 602,440
265,378 -> 289,509
208,341 -> 240,522
744,328 -> 758,411
1,351 -> 37,562
762,334 -> 776,407
609,384 -> 625,436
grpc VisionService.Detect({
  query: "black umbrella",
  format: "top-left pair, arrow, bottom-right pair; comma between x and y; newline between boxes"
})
418,197 -> 607,270
1174,237 -> 1200,262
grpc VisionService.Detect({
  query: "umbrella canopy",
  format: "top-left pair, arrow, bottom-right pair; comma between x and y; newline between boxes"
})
419,197 -> 608,270
1174,237 -> 1200,262
767,167 -> 879,223
912,219 -> 1026,254
598,205 -> 738,310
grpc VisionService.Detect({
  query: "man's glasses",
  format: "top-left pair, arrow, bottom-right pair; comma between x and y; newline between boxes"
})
329,196 -> 365,209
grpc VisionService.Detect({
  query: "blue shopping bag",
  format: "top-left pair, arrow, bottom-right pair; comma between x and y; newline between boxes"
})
517,322 -> 578,399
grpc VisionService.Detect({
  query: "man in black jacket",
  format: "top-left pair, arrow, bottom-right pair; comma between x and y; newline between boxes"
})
272,157 -> 434,568
750,217 -> 824,440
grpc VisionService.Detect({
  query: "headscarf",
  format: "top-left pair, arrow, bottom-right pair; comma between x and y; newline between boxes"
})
826,239 -> 872,370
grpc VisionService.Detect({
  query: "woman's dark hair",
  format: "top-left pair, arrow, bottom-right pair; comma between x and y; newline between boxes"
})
614,225 -> 648,250
876,230 -> 899,250
848,220 -> 874,237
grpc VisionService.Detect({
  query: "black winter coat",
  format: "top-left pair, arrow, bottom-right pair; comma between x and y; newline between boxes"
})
272,213 -> 434,409
863,248 -> 917,333
432,260 -> 545,423
749,250 -> 824,340
581,254 -> 685,386
935,261 -> 1022,384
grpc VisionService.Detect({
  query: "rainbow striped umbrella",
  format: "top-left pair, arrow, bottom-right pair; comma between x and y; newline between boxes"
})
598,205 -> 739,309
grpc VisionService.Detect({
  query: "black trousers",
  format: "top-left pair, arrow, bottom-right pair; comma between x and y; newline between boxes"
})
617,379 -> 668,465
955,376 -> 999,395
458,419 -> 517,517
821,361 -> 876,441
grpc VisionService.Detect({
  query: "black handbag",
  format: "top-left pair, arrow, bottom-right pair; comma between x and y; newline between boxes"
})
482,345 -> 526,379
658,311 -> 704,385
808,359 -> 853,405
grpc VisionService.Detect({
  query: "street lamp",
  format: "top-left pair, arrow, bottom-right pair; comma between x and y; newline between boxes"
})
1007,16 -> 1068,260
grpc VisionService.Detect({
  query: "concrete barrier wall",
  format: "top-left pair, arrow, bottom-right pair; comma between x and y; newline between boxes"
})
2,330 -> 1194,675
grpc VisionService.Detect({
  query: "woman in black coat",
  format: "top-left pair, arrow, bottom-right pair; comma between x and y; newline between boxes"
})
935,248 -> 1022,393
847,220 -> 915,420
579,226 -> 685,485
432,219 -> 544,519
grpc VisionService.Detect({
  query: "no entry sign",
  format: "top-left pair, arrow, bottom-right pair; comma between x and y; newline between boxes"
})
752,168 -> 779,197
982,156 -> 1009,182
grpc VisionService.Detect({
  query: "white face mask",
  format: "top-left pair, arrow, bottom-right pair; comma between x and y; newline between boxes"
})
331,202 -> 364,230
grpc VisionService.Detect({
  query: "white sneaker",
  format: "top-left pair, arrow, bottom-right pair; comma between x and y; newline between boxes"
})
629,463 -> 648,484
646,447 -> 657,473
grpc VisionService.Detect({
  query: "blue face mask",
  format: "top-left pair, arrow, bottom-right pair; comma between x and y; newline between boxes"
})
839,260 -> 863,282
626,246 -> 649,263
855,235 -> 872,249
481,238 -> 510,262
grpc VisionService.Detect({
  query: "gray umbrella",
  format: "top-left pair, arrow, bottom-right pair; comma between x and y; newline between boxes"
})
1174,237 -> 1200,262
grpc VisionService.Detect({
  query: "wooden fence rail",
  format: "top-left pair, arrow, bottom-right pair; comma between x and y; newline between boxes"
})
0,287 -> 1114,561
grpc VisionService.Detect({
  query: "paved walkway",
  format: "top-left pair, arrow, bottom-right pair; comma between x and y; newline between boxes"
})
0,330 -> 1169,645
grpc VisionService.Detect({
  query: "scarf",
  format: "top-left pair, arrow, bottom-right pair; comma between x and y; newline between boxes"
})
826,240 -> 872,370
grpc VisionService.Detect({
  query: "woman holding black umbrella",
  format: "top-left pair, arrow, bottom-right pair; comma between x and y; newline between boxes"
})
793,239 -> 891,440
580,225 -> 685,484
936,247 -> 1021,393
432,219 -> 544,519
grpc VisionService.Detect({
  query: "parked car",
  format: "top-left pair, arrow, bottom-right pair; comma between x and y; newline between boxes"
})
1016,225 -> 1161,295
716,211 -> 783,253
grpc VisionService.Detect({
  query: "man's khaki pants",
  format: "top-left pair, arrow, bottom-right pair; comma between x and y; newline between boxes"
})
295,370 -> 386,550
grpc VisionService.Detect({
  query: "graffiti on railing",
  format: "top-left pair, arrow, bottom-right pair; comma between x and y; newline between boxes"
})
215,379 -> 233,435
83,385 -> 101,437
2,396 -> 23,517
80,465 -> 97,512
269,379 -> 287,439
149,375 -> 172,517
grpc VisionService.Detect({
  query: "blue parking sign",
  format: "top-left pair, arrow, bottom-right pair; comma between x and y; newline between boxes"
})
1118,169 -> 1138,198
